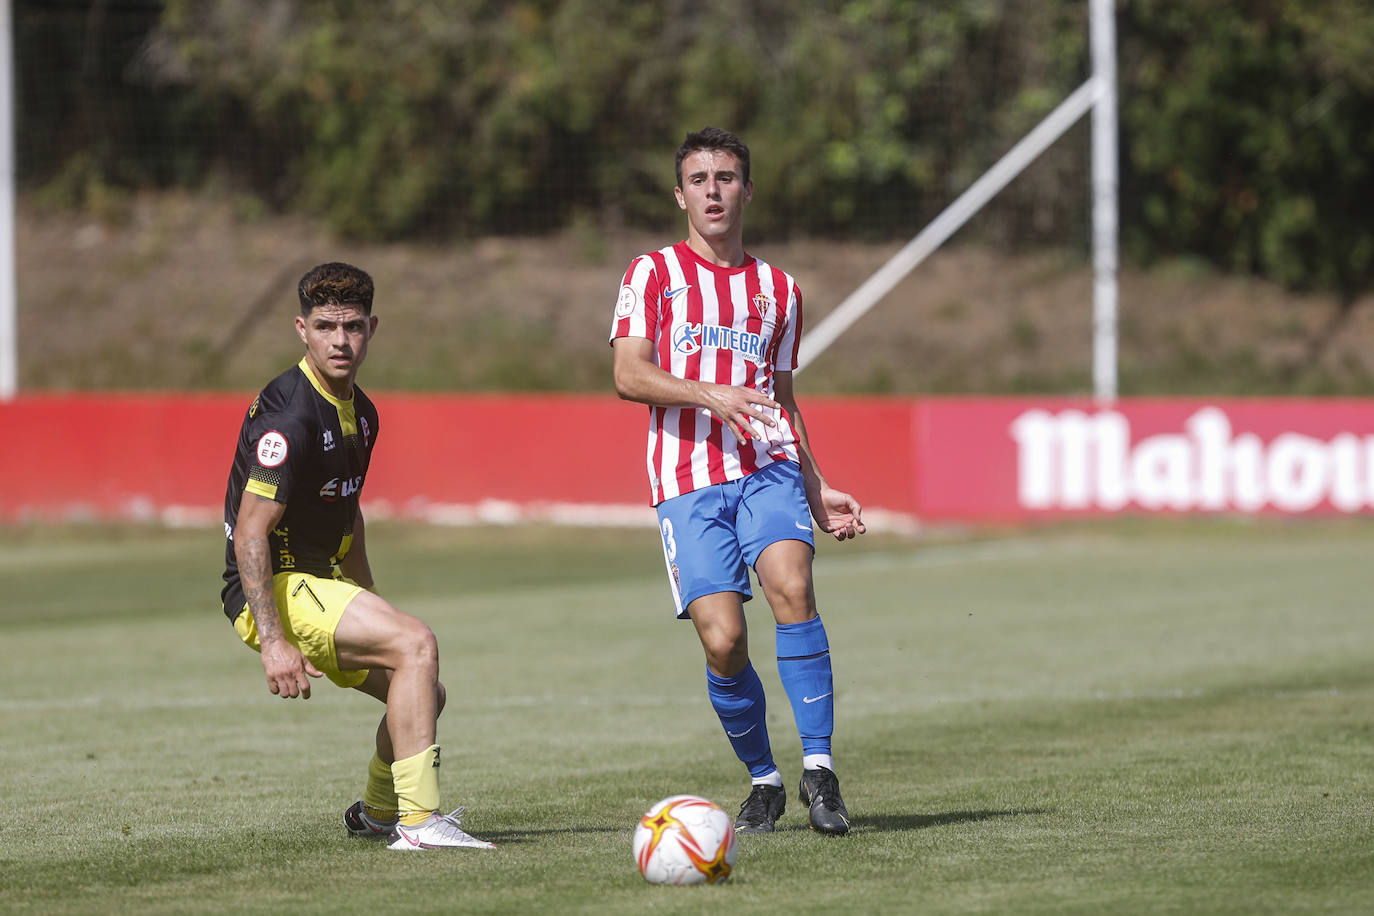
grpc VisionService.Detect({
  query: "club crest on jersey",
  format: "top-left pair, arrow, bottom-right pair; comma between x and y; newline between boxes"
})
360,416 -> 371,447
752,293 -> 775,323
322,429 -> 336,451
616,284 -> 638,318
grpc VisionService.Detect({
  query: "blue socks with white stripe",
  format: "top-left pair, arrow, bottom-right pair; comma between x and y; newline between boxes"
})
776,615 -> 834,758
706,662 -> 777,780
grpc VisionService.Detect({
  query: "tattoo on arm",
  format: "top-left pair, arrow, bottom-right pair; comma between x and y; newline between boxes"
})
238,534 -> 284,644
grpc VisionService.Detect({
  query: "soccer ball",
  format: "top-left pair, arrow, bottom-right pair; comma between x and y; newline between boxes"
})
633,795 -> 737,885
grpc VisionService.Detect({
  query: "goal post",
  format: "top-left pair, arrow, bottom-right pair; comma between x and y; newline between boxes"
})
797,0 -> 1120,404
0,0 -> 15,402
1089,0 -> 1118,403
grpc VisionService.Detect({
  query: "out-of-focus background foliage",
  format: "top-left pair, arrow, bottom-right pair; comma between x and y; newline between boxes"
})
14,0 -> 1374,392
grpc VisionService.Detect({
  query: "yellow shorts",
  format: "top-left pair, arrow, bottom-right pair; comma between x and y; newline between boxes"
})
232,572 -> 370,689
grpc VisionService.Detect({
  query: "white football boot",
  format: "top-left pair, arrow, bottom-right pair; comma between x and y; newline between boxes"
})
386,807 -> 497,850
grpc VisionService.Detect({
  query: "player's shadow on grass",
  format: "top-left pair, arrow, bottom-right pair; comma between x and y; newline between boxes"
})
478,825 -> 628,845
859,809 -> 1050,832
476,810 -> 1048,843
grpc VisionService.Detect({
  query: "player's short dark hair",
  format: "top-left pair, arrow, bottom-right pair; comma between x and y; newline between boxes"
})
675,127 -> 750,189
297,262 -> 375,316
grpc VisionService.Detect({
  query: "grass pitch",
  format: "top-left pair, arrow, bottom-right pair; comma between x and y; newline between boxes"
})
1,519 -> 1372,914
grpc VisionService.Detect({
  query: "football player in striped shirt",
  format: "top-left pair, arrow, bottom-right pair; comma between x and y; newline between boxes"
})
610,128 -> 866,835
221,262 -> 494,850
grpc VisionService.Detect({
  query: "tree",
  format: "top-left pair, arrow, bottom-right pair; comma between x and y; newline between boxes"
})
1121,0 -> 1374,303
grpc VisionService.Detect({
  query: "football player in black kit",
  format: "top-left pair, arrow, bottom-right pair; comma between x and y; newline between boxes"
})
220,261 -> 494,851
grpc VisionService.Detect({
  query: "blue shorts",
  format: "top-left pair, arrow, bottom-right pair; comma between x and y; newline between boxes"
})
655,460 -> 816,619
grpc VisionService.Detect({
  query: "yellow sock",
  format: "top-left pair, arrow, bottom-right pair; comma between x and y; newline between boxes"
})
363,753 -> 398,821
392,744 -> 441,826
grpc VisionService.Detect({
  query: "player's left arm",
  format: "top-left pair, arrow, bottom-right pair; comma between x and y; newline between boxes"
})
338,505 -> 375,590
774,371 -> 866,542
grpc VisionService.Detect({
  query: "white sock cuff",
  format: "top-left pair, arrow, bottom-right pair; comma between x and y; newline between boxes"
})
803,753 -> 834,772
751,769 -> 783,787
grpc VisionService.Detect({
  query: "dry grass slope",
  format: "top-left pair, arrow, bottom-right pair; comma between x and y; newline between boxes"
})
20,192 -> 1374,396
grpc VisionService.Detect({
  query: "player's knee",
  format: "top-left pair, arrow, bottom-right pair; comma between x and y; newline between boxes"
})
764,574 -> 815,620
702,634 -> 748,677
415,626 -> 439,672
397,619 -> 439,674
435,680 -> 447,716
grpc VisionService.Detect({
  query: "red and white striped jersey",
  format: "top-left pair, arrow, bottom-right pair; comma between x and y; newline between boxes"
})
610,240 -> 803,505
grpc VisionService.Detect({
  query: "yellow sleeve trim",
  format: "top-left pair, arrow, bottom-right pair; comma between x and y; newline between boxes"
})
245,479 -> 279,500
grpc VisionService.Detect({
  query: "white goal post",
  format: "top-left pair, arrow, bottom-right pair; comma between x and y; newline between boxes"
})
1,0 -> 15,402
797,0 -> 1119,403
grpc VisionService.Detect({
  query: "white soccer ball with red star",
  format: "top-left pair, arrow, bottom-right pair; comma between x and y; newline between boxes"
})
633,795 -> 737,885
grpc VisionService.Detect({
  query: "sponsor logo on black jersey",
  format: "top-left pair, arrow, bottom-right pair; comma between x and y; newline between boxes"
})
319,475 -> 363,501
273,525 -> 296,569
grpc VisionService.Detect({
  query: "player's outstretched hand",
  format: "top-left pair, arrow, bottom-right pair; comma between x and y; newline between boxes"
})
812,488 -> 866,541
261,639 -> 324,699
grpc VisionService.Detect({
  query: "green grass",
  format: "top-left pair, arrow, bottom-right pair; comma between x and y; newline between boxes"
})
2,520 -> 1373,914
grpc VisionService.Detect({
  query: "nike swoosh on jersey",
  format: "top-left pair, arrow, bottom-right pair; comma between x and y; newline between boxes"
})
802,692 -> 833,704
725,723 -> 758,738
663,285 -> 691,300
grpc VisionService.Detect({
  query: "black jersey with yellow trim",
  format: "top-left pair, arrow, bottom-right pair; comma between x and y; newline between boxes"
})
220,358 -> 379,622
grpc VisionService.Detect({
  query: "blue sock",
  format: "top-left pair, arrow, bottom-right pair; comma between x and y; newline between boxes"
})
705,663 -> 776,779
776,616 -> 834,757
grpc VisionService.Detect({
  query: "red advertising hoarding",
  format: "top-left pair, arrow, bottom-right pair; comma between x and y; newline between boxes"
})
2,394 -> 1372,525
915,398 -> 1374,520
